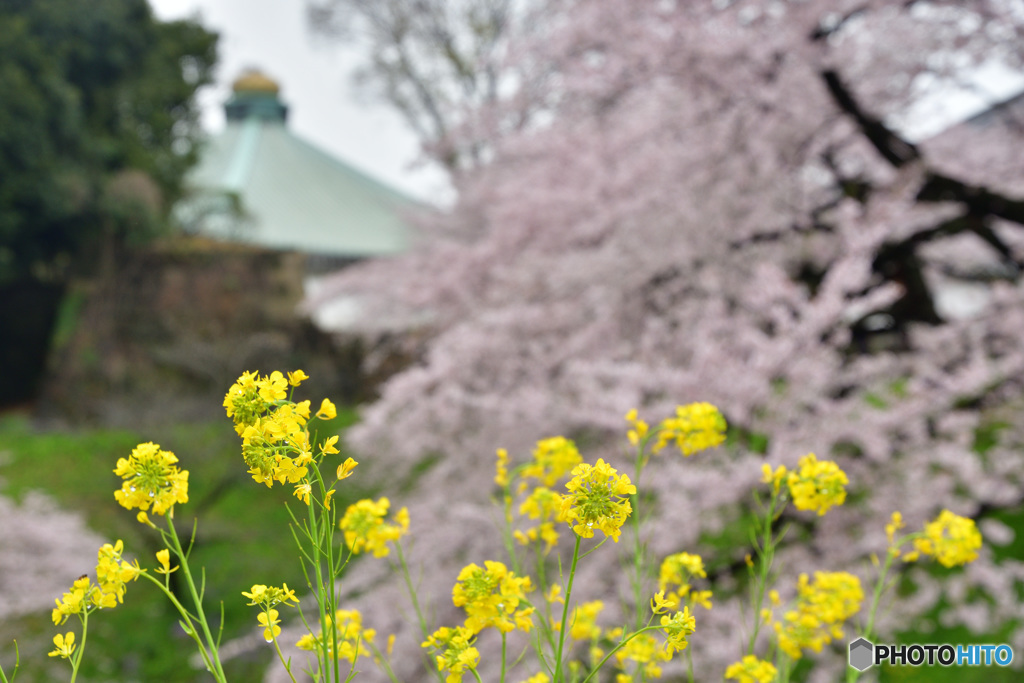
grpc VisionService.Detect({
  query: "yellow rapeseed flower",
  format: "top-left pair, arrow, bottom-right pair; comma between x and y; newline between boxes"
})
258,609 -> 281,641
913,509 -> 982,568
725,655 -> 778,683
561,459 -> 636,542
155,548 -> 178,575
95,540 -> 140,605
494,448 -> 510,487
772,571 -> 862,659
113,442 -> 189,516
52,576 -> 91,625
293,482 -> 312,505
422,625 -> 479,683
52,540 -> 139,625
652,402 -> 727,456
298,609 -> 376,661
786,453 -> 848,516
761,463 -> 788,493
316,398 -> 337,420
48,632 -> 76,659
320,434 -> 340,455
556,600 -> 603,640
625,408 -> 649,446
614,631 -> 671,679
452,560 -> 534,634
521,436 -> 583,487
287,369 -> 309,386
516,486 -> 566,553
242,583 -> 299,608
659,552 -> 706,589
337,456 -> 358,481
650,591 -> 677,615
258,371 -> 288,403
660,606 -> 697,656
339,498 -> 409,557
520,674 -> 550,683
223,370 -> 265,430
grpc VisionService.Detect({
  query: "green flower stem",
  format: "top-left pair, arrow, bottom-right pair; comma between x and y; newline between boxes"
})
305,491 -> 333,683
553,534 -> 582,683
629,440 -> 648,630
166,514 -> 227,682
138,572 -> 216,674
847,548 -> 900,683
270,632 -> 299,683
68,613 -> 87,683
313,467 -> 342,683
777,654 -> 793,683
500,631 -> 508,683
394,539 -> 443,683
747,489 -> 783,655
363,640 -> 402,683
863,551 -> 899,642
579,624 -> 661,683
499,489 -> 522,577
0,640 -> 17,683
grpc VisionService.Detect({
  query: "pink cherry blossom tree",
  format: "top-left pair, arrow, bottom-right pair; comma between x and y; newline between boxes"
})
299,1 -> 1024,680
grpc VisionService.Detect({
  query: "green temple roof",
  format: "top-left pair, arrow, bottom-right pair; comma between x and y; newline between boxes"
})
180,70 -> 415,258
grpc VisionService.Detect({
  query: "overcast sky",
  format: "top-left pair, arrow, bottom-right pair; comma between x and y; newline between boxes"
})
149,0 -> 449,203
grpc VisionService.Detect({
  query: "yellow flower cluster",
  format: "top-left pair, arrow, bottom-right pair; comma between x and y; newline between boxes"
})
787,454 -> 848,515
561,459 -> 636,542
239,402 -> 313,488
242,583 -> 299,608
52,540 -> 140,625
113,442 -> 189,516
725,654 -> 778,683
521,436 -> 583,488
519,674 -> 550,683
514,486 -> 567,553
658,552 -> 712,610
625,409 -> 649,446
51,576 -> 94,626
422,625 -> 479,683
773,571 -> 863,659
223,370 -> 346,489
911,509 -> 983,568
223,369 -> 301,431
95,540 -> 141,605
452,560 -> 534,634
552,599 -> 604,641
651,402 -> 727,456
494,447 -> 510,487
660,606 -> 697,656
339,497 -> 410,557
296,609 -> 375,662
763,453 -> 848,516
609,631 -> 672,679
243,583 -> 299,638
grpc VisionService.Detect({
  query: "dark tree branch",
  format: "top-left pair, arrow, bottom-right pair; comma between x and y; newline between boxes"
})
917,173 -> 1024,227
809,5 -> 869,42
821,69 -> 920,168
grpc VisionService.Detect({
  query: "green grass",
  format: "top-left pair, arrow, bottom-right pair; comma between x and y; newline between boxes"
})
0,408 -> 368,682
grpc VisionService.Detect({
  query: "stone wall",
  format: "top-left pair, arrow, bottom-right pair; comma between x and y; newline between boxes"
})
40,238 -> 371,426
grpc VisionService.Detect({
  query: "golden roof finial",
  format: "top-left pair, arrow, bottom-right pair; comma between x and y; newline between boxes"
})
232,69 -> 280,95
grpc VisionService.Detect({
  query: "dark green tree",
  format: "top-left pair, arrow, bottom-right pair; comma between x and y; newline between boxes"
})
0,0 -> 217,403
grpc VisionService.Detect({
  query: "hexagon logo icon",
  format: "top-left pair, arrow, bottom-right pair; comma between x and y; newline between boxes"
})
849,637 -> 874,671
